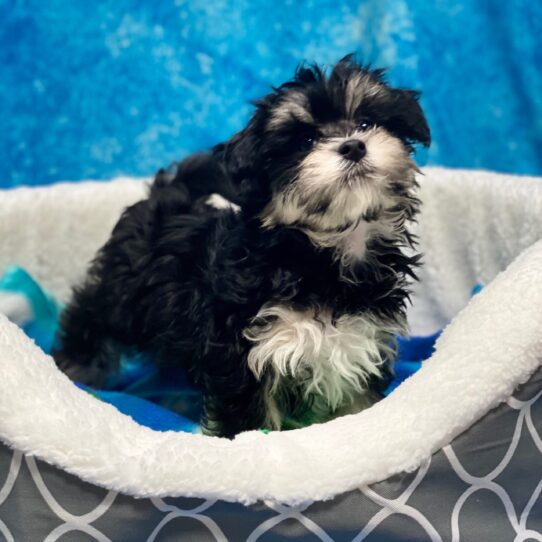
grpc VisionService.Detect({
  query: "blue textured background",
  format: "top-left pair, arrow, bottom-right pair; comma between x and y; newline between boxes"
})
1,0 -> 541,187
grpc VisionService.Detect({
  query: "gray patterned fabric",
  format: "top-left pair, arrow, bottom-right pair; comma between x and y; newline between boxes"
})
0,367 -> 540,541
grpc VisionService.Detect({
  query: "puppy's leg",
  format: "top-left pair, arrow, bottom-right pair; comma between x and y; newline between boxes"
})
53,279 -> 123,387
200,361 -> 269,438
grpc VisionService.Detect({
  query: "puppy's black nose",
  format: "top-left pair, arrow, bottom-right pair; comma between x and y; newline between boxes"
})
338,139 -> 366,162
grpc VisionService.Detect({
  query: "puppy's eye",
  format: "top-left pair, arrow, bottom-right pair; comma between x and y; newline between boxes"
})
358,119 -> 374,132
302,136 -> 315,148
298,134 -> 318,151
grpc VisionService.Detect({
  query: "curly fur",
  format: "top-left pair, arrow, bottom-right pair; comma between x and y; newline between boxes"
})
54,55 -> 430,438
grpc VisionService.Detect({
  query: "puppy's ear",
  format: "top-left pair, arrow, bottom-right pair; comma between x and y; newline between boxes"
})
388,89 -> 431,148
213,121 -> 262,206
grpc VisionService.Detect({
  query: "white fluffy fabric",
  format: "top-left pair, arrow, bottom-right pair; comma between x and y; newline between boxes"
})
0,168 -> 541,505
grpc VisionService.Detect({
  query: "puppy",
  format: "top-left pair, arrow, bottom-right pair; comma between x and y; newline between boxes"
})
54,56 -> 430,438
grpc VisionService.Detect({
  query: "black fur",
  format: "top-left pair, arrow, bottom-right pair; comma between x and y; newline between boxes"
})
54,56 -> 429,438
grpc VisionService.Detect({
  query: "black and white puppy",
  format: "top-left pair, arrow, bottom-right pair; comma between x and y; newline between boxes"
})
54,56 -> 430,438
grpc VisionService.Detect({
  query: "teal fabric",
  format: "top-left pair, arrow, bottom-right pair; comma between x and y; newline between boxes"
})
0,266 -> 61,353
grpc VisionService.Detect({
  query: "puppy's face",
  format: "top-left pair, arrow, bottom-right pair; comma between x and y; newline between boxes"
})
231,57 -> 430,232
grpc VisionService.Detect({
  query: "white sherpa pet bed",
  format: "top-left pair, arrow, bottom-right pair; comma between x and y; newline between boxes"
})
0,168 -> 541,542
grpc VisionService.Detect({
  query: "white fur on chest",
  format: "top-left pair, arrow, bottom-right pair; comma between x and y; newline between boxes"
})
244,305 -> 401,412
